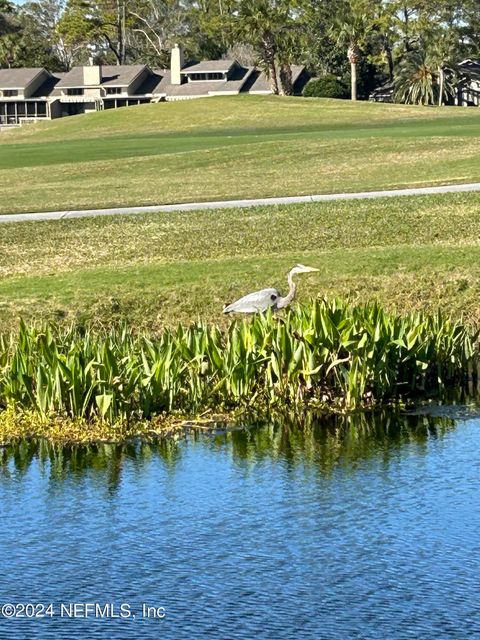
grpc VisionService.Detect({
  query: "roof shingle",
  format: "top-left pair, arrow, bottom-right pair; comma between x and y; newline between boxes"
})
0,68 -> 46,89
56,65 -> 147,88
181,60 -> 235,74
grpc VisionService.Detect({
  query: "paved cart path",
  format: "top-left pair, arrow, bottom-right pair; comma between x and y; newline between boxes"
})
2,182 -> 480,224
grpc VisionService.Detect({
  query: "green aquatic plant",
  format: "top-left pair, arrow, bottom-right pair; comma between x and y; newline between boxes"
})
0,301 -> 476,426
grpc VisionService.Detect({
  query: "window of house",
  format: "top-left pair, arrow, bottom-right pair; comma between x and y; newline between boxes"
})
3,90 -> 18,97
189,72 -> 224,81
106,87 -> 122,94
66,88 -> 84,95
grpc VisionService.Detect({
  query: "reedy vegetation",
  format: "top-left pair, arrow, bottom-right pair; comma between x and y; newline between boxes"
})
0,300 -> 476,426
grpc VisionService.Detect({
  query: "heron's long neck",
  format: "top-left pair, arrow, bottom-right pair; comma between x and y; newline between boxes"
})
277,272 -> 297,309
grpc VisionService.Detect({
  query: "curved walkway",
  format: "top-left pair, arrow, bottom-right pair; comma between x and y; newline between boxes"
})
2,182 -> 480,224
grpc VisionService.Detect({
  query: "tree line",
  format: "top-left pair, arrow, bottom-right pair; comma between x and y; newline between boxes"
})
0,0 -> 479,104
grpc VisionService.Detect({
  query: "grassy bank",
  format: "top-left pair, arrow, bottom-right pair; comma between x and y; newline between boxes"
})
1,192 -> 480,330
0,301 -> 476,445
1,96 -> 479,214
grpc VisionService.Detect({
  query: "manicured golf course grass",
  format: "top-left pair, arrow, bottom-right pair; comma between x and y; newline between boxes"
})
0,95 -> 479,214
0,191 -> 479,330
0,95 -> 479,333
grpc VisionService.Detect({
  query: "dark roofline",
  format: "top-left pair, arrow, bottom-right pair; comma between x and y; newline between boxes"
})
457,60 -> 480,82
180,60 -> 236,74
100,64 -> 151,89
458,59 -> 480,66
0,67 -> 50,90
57,65 -> 150,89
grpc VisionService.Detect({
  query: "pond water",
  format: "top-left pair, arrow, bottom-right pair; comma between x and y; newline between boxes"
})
1,409 -> 480,639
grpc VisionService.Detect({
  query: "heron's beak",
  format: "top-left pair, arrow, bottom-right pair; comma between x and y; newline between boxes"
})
304,266 -> 319,273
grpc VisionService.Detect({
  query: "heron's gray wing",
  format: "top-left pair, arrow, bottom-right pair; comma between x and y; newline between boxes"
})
223,288 -> 280,313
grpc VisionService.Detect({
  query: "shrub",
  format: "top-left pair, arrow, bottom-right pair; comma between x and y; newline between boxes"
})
303,75 -> 349,99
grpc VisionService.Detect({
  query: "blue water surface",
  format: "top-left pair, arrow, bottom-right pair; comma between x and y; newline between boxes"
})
0,411 -> 479,639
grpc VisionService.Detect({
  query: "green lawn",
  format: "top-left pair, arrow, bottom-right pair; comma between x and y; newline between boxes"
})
1,191 -> 480,330
0,95 -> 479,214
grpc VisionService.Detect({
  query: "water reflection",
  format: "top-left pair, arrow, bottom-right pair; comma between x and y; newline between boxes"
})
1,407 -> 479,640
212,409 -> 464,480
0,437 -> 180,490
0,408 -> 461,487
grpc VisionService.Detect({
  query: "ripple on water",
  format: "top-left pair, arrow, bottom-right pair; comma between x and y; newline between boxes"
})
0,410 -> 480,639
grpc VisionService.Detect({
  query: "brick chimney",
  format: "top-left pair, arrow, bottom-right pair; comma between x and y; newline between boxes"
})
170,44 -> 184,85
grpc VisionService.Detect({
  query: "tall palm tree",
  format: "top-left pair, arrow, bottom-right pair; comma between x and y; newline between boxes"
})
395,50 -> 456,106
429,35 -> 458,107
235,0 -> 280,94
331,8 -> 375,101
346,33 -> 360,101
234,0 -> 300,96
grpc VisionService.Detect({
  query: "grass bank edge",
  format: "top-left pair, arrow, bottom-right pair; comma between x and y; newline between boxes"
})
0,407 -> 237,446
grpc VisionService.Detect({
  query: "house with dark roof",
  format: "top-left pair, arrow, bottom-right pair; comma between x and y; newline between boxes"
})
0,44 -> 309,127
456,60 -> 480,106
51,64 -> 154,117
369,59 -> 480,106
149,48 -> 258,100
0,67 -> 56,125
153,45 -> 307,100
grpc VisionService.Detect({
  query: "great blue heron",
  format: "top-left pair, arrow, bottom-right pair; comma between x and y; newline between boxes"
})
223,264 -> 319,314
